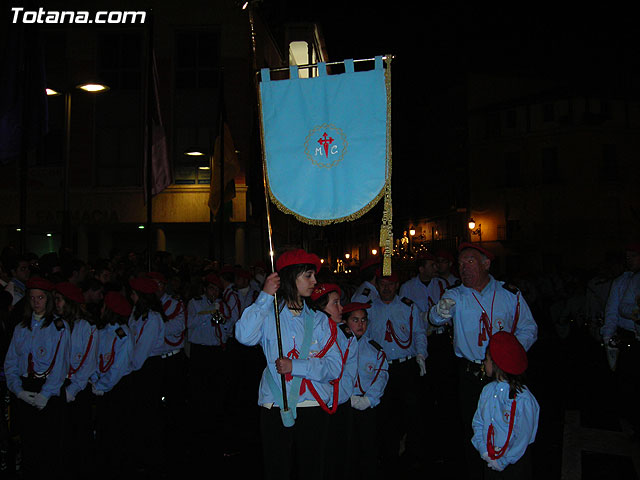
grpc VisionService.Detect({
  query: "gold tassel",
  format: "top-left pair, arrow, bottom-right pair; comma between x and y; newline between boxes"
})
379,55 -> 393,276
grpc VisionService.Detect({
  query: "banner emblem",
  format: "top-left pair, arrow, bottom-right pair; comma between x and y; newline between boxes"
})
305,124 -> 347,168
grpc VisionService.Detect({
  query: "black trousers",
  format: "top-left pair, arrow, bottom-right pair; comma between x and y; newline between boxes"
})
349,407 -> 382,480
260,405 -> 329,480
94,374 -> 132,478
13,377 -> 64,480
458,357 -> 489,480
62,382 -> 94,479
377,358 -> 421,466
129,355 -> 165,470
324,401 -> 352,480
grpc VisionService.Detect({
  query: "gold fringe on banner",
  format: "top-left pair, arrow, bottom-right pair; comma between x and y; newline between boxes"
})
380,55 -> 393,276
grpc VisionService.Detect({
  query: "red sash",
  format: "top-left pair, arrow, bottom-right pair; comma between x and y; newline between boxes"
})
68,328 -> 95,378
487,399 -> 517,460
384,305 -> 414,349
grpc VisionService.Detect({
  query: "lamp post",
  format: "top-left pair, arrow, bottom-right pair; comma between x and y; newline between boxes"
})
409,226 -> 416,255
468,218 -> 482,243
47,82 -> 109,251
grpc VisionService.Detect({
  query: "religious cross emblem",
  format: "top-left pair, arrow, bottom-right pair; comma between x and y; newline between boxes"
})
304,124 -> 347,168
318,132 -> 334,158
37,346 -> 47,358
503,410 -> 510,422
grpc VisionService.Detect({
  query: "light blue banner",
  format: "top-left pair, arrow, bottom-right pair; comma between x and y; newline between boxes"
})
260,57 -> 388,224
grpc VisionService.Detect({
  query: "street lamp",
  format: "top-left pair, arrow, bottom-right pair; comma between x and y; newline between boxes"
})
468,218 -> 482,242
47,82 -> 109,250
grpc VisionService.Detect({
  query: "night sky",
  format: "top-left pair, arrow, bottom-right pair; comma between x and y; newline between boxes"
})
259,1 -> 640,220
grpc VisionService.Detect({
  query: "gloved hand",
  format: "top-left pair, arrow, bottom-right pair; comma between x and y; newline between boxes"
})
350,395 -> 371,411
481,452 -> 491,462
487,459 -> 504,471
17,390 -> 37,405
435,298 -> 456,319
416,355 -> 426,376
92,384 -> 104,397
33,393 -> 48,410
65,387 -> 76,403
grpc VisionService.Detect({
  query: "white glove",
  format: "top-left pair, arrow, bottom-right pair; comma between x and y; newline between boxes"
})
17,390 -> 37,405
33,393 -> 49,410
65,388 -> 76,403
416,355 -> 426,376
92,384 -> 105,396
487,459 -> 504,471
350,395 -> 371,411
435,298 -> 456,319
481,452 -> 491,462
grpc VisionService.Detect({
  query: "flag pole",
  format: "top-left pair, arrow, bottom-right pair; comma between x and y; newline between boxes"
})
144,12 -> 154,271
247,1 -> 291,419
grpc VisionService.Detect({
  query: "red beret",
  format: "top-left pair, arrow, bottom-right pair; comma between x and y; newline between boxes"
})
310,283 -> 341,302
54,282 -> 84,304
458,242 -> 495,261
375,268 -> 399,283
26,277 -> 55,291
129,277 -> 159,294
220,265 -> 235,274
204,273 -> 223,289
417,252 -> 437,262
435,249 -> 455,262
104,291 -> 132,317
625,243 -> 640,254
342,302 -> 371,315
488,331 -> 527,375
360,257 -> 381,271
275,249 -> 322,273
236,269 -> 252,280
146,271 -> 167,284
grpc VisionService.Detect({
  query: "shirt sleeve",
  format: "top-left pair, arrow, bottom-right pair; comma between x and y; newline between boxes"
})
235,290 -> 273,347
67,324 -> 98,398
364,350 -> 389,408
95,336 -> 134,393
41,323 -> 71,399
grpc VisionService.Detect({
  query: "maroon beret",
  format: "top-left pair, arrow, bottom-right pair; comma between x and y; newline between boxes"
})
310,283 -> 341,302
435,249 -> 455,262
26,277 -> 55,291
129,277 -> 159,294
54,281 -> 84,304
204,273 -> 223,289
458,242 -> 495,261
236,269 -> 252,280
375,268 -> 399,283
360,257 -> 381,271
146,271 -> 167,284
275,249 -> 322,273
488,331 -> 528,375
625,243 -> 640,254
417,252 -> 437,262
342,302 -> 371,315
104,291 -> 132,317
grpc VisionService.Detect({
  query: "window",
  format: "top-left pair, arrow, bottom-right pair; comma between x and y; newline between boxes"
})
173,29 -> 221,184
541,147 -> 558,183
175,30 -> 220,89
97,31 -> 142,90
504,151 -> 521,186
600,144 -> 618,182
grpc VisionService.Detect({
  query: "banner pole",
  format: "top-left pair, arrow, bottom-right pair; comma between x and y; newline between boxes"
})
248,2 -> 290,416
